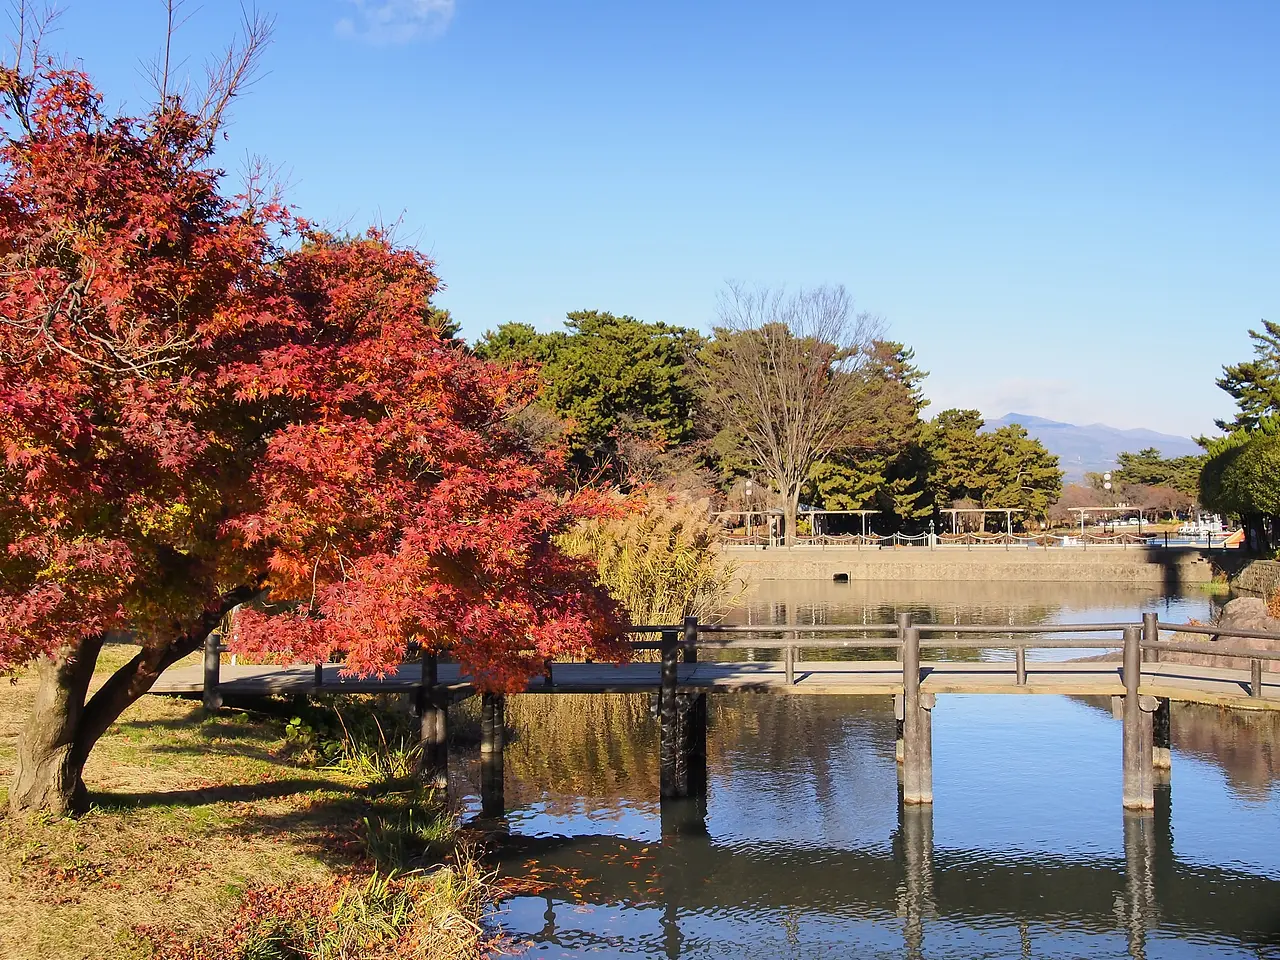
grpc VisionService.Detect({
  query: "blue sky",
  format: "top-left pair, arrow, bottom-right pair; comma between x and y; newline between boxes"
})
52,1 -> 1279,438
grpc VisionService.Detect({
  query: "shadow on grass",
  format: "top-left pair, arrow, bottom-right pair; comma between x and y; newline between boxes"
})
225,786 -> 455,872
89,777 -> 341,810
115,713 -> 280,736
140,741 -> 285,766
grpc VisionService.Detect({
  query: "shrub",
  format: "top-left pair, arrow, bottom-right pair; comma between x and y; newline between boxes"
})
559,491 -> 745,627
275,696 -> 419,784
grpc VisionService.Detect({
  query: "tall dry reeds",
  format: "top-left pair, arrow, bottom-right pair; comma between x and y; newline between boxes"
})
559,491 -> 745,628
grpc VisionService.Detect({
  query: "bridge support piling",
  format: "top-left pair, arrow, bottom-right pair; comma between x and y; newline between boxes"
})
480,692 -> 505,816
894,613 -> 911,765
894,694 -> 904,764
1122,626 -> 1155,810
660,617 -> 706,800
1142,613 -> 1172,772
417,653 -> 448,792
1152,699 -> 1171,771
901,621 -> 933,804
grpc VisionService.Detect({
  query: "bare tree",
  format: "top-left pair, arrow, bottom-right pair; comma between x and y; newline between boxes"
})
1047,482 -> 1105,527
1139,484 -> 1193,522
699,283 -> 882,545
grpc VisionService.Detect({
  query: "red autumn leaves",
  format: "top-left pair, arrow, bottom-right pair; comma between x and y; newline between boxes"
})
0,65 -> 626,689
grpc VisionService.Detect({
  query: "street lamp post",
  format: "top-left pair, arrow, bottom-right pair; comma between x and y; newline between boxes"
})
1103,472 -> 1114,534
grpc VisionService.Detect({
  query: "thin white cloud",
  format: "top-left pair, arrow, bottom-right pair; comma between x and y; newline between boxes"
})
335,0 -> 457,44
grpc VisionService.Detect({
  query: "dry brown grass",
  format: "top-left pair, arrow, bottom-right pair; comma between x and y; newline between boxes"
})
0,640 -> 469,960
1267,587 -> 1280,620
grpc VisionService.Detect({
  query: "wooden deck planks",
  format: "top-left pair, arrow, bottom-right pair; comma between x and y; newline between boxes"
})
148,657 -> 1280,710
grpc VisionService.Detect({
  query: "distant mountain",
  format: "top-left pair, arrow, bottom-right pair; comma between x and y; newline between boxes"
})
986,413 -> 1202,482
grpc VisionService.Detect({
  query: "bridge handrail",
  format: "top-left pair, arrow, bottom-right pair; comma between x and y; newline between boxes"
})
200,615 -> 1276,708
623,617 -> 1276,694
632,620 -> 1134,638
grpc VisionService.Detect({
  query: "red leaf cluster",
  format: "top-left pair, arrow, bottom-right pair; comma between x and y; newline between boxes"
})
0,65 -> 626,687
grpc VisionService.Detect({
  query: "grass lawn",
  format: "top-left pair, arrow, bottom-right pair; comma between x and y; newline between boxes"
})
0,641 -> 492,959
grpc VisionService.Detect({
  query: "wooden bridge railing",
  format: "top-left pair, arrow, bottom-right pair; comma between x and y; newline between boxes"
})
624,614 -> 1278,808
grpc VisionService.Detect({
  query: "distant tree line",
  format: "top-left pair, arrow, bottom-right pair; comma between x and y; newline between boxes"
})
474,286 -> 1067,541
1049,448 -> 1205,527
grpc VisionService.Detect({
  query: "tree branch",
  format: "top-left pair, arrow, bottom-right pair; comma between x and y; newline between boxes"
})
72,580 -> 266,765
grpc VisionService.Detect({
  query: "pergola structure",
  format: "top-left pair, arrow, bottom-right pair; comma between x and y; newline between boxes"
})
939,507 -> 1022,535
713,510 -> 780,540
713,509 -> 881,540
1068,506 -> 1146,536
800,509 -> 880,537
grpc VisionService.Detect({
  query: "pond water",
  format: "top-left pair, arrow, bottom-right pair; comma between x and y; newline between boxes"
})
462,581 -> 1280,958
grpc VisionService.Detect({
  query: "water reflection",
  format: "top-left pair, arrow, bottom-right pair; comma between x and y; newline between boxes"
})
465,583 -> 1279,958
487,783 -> 1280,956
726,579 -> 1218,630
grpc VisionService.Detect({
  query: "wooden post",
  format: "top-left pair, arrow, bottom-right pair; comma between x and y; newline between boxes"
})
661,619 -> 706,800
895,612 -> 911,766
314,662 -> 324,689
918,690 -> 934,803
1252,659 -> 1264,698
1122,626 -> 1154,810
893,694 -> 905,764
1142,612 -> 1159,664
902,624 -> 933,804
680,616 -> 707,797
1015,646 -> 1026,686
202,630 -> 222,711
480,692 -> 505,816
784,644 -> 795,686
682,615 -> 698,665
418,653 -> 448,791
659,628 -> 681,799
676,689 -> 708,799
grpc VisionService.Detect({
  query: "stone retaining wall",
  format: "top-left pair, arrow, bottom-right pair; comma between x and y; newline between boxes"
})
1169,597 -> 1280,674
1228,559 -> 1280,598
728,546 -> 1215,585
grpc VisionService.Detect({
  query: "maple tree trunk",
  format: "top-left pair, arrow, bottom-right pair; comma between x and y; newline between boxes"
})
9,636 -> 104,818
8,636 -> 206,817
8,594 -> 254,818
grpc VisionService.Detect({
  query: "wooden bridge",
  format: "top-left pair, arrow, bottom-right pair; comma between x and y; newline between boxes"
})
151,613 -> 1279,815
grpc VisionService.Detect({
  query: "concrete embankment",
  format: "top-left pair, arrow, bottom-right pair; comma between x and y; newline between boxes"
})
727,546 -> 1215,585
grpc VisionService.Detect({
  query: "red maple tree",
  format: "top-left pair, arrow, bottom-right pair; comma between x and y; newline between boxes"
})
0,35 -> 624,816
